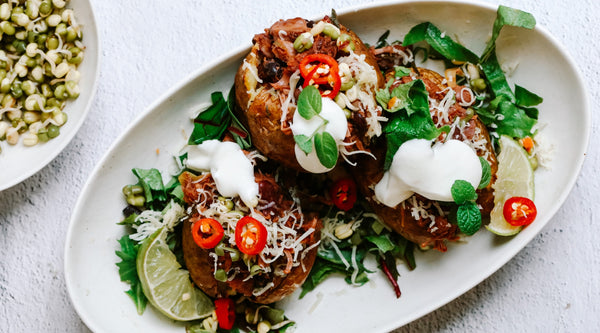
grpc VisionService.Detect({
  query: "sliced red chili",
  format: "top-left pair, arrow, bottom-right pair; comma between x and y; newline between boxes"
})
214,297 -> 235,330
299,53 -> 341,99
503,197 -> 537,226
191,217 -> 224,249
330,178 -> 357,211
234,216 -> 268,255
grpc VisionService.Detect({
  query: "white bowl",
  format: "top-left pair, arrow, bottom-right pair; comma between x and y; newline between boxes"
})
0,0 -> 100,191
64,1 -> 589,332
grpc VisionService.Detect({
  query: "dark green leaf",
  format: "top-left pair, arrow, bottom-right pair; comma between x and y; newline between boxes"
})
478,157 -> 492,189
294,134 -> 313,154
314,132 -> 338,169
457,201 -> 482,236
481,6 -> 536,61
481,51 -> 514,100
365,234 -> 396,253
297,85 -> 322,119
117,213 -> 138,226
188,91 -> 230,145
115,235 -> 147,314
226,86 -> 252,149
515,84 -> 543,107
300,258 -> 348,298
374,30 -> 391,48
495,100 -> 537,138
132,168 -> 167,211
451,180 -> 477,205
403,22 -> 479,63
344,270 -> 369,286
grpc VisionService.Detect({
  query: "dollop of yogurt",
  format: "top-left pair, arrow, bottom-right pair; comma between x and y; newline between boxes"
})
290,97 -> 348,173
374,139 -> 482,207
185,140 -> 259,208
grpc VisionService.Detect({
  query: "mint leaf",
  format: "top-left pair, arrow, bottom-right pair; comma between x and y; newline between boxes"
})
515,84 -> 543,107
297,85 -> 322,119
456,201 -> 482,236
188,91 -> 230,145
294,134 -> 313,154
451,180 -> 477,205
481,6 -> 536,62
116,235 -> 147,314
478,157 -> 492,189
402,22 -> 479,63
314,131 -> 338,169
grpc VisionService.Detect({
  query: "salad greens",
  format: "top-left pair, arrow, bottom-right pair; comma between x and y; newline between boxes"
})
403,22 -> 479,64
115,235 -> 147,314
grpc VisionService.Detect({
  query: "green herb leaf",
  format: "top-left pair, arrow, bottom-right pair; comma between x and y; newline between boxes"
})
481,52 -> 514,100
364,234 -> 396,253
456,201 -> 482,236
115,235 -> 147,314
314,131 -> 338,169
294,134 -> 313,154
481,6 -> 536,61
132,168 -> 167,211
118,212 -> 139,226
374,30 -> 391,48
451,180 -> 477,205
394,66 -> 411,78
495,100 -> 537,138
478,157 -> 492,189
188,92 -> 231,145
515,84 -> 543,107
297,85 -> 322,120
377,79 -> 430,115
402,22 -> 479,63
226,86 -> 252,149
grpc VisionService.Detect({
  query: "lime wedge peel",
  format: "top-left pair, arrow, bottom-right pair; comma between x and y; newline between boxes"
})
137,227 -> 214,321
486,135 -> 535,236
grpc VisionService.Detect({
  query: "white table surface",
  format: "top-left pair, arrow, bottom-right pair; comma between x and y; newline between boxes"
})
1,0 -> 598,332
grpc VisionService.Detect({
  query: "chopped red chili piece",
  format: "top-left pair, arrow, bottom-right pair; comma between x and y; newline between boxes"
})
503,197 -> 537,226
234,216 -> 268,255
214,298 -> 235,330
191,217 -> 224,249
299,53 -> 342,99
330,178 -> 357,211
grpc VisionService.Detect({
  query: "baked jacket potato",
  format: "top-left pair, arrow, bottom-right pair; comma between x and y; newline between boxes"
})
234,16 -> 384,171
352,66 -> 498,251
179,170 -> 321,304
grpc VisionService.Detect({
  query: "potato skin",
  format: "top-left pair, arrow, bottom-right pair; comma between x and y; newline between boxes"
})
234,18 -> 383,171
352,68 -> 498,250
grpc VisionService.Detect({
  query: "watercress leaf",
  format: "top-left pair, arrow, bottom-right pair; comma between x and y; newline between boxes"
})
116,235 -> 147,314
365,234 -> 396,253
481,6 -> 536,61
456,201 -> 482,236
515,84 -> 543,107
478,157 -> 492,189
495,100 -> 537,138
188,91 -> 230,145
297,85 -> 322,119
132,168 -> 167,210
481,51 -> 514,100
451,180 -> 477,205
402,22 -> 479,63
314,132 -> 338,169
294,134 -> 313,154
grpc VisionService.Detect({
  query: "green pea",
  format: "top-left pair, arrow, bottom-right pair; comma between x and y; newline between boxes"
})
41,83 -> 53,98
46,97 -> 59,107
36,33 -> 47,48
27,30 -> 36,43
1,93 -> 14,107
10,80 -> 22,98
68,53 -> 82,65
12,40 -> 26,54
21,80 -> 36,95
65,28 -> 77,42
470,78 -> 487,92
55,23 -> 67,37
0,21 -> 15,35
47,123 -> 59,138
25,57 -> 36,68
0,79 -> 11,94
343,108 -> 352,119
25,1 -> 38,20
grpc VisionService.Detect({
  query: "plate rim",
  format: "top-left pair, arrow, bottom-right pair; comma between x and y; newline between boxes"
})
64,0 -> 592,331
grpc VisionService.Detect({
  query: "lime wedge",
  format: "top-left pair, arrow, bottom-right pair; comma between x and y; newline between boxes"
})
137,227 -> 214,321
486,135 -> 535,236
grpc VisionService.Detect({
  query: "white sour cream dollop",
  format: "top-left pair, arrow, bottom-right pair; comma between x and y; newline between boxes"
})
290,97 -> 348,173
185,140 -> 259,208
374,139 -> 482,207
